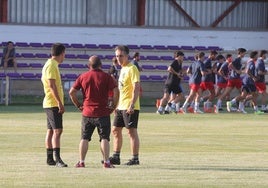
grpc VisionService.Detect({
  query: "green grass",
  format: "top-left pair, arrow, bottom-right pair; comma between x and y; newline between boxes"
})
1,105 -> 268,187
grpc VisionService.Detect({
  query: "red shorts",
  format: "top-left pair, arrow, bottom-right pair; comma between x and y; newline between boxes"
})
200,82 -> 214,91
189,83 -> 200,92
217,82 -> 227,89
255,82 -> 266,93
227,78 -> 242,89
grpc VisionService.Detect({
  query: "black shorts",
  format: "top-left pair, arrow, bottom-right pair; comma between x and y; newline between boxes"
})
81,116 -> 111,142
1,59 -> 14,67
164,84 -> 183,95
242,83 -> 256,93
113,110 -> 139,129
45,107 -> 63,130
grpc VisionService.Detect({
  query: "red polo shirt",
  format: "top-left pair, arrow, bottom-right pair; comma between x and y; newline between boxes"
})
72,69 -> 117,117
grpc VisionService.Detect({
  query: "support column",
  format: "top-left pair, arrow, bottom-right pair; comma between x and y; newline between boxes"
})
137,0 -> 146,26
0,0 -> 8,23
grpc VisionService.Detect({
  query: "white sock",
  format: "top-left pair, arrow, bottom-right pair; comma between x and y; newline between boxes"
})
175,103 -> 180,111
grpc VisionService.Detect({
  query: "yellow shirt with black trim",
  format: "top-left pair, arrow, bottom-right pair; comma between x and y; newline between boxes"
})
118,62 -> 140,110
41,59 -> 64,108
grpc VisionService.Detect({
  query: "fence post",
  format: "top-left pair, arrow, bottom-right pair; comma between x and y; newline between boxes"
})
5,76 -> 9,106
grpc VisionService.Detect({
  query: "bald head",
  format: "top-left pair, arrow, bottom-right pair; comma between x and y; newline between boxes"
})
88,55 -> 102,69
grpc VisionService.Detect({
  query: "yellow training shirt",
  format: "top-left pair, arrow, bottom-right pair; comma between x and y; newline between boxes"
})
41,59 -> 64,108
118,63 -> 140,110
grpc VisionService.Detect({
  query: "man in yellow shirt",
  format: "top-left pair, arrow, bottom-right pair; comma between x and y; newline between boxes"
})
109,45 -> 141,165
41,43 -> 67,167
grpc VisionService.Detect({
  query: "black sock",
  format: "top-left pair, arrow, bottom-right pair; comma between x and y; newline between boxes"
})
53,148 -> 61,162
113,151 -> 120,158
47,148 -> 54,161
133,154 -> 139,160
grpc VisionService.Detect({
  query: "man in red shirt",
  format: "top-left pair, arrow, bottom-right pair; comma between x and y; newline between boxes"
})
69,55 -> 119,168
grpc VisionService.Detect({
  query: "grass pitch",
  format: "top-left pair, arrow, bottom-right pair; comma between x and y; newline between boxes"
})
0,105 -> 268,188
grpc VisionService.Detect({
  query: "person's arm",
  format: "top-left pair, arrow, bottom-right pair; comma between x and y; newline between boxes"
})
127,82 -> 140,114
246,65 -> 257,82
48,79 -> 65,114
218,66 -> 228,81
111,86 -> 119,110
257,63 -> 267,75
69,87 -> 83,111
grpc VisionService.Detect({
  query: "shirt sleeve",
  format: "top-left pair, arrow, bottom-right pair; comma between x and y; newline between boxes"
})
131,65 -> 140,83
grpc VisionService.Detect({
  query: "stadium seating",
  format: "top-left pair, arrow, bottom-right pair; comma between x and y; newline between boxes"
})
15,42 -> 29,47
167,45 -> 180,50
140,45 -> 154,50
0,41 -> 224,83
194,46 -> 208,51
181,45 -> 195,51
43,43 -> 53,48
142,65 -> 155,70
29,42 -> 43,48
154,45 -> 167,50
98,44 -> 112,49
21,73 -> 36,79
59,64 -> 72,68
29,63 -> 43,68
0,72 -> 6,78
149,75 -> 164,81
71,64 -> 86,69
17,63 -> 30,68
70,43 -> 84,48
127,44 -> 139,50
76,54 -> 90,59
84,44 -> 98,49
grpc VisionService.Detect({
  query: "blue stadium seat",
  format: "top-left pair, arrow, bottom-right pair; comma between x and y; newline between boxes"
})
139,55 -> 146,60
84,44 -> 98,49
161,56 -> 173,61
98,44 -> 112,49
194,46 -> 208,51
140,45 -> 154,50
141,65 -> 155,70
43,43 -> 53,48
0,73 -> 6,78
15,42 -> 29,47
76,54 -> 89,59
167,45 -> 180,50
61,43 -> 70,48
140,75 -> 149,81
155,65 -> 168,70
149,75 -> 164,81
72,64 -> 86,69
35,73 -> 42,78
21,73 -> 36,79
146,55 -> 161,61
21,53 -> 35,58
127,45 -> 140,50
70,43 -> 84,48
59,64 -> 72,68
154,45 -> 167,50
105,55 -> 114,60
29,42 -> 43,48
64,73 -> 78,80
181,45 -> 194,50
102,64 -> 111,69
187,56 -> 195,61
208,46 -> 222,51
17,63 -> 30,68
30,63 -> 43,68
65,54 -> 76,59
35,53 -> 50,58
7,72 -> 21,78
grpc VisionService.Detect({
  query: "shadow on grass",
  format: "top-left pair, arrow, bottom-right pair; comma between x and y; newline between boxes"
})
167,166 -> 268,172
